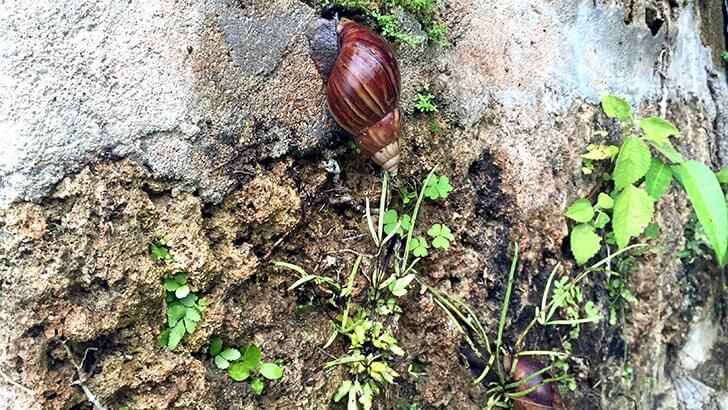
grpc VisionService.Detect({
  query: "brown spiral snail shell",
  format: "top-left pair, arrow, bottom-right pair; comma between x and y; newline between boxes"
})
307,18 -> 402,174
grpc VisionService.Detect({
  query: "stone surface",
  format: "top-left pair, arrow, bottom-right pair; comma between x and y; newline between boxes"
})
1,0 -> 727,409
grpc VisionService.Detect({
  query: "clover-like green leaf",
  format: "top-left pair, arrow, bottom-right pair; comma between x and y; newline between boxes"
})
424,175 -> 453,200
409,236 -> 429,258
427,224 -> 454,249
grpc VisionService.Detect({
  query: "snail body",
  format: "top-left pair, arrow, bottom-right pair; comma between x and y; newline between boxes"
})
503,355 -> 564,410
307,18 -> 402,174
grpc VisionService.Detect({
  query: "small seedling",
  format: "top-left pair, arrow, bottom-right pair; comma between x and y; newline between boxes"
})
413,92 -> 438,113
158,273 -> 206,350
209,337 -> 284,395
150,235 -> 173,262
722,50 -> 728,62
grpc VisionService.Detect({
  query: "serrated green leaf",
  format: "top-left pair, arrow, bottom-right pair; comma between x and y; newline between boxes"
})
250,377 -> 265,395
228,362 -> 251,381
173,272 -> 188,285
242,345 -> 262,368
214,355 -> 230,369
613,137 -> 651,191
570,224 -> 602,265
594,212 -> 610,229
167,303 -> 186,327
159,328 -> 170,348
645,157 -> 672,200
564,199 -> 594,222
259,363 -> 284,380
612,185 -> 654,249
675,161 -> 728,266
220,348 -> 241,361
597,193 -> 614,209
183,318 -> 197,333
167,321 -> 186,350
209,337 -> 223,356
601,95 -> 632,121
639,117 -> 680,140
163,278 -> 181,292
178,293 -> 198,307
185,307 -> 202,322
334,380 -> 353,402
582,144 -> 619,161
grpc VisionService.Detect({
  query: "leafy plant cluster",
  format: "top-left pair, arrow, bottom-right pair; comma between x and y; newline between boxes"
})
566,95 -> 727,269
209,337 -> 284,395
158,272 -> 207,350
276,170 -> 454,409
422,243 -> 625,408
150,237 -> 207,351
324,0 -> 450,46
412,91 -> 438,113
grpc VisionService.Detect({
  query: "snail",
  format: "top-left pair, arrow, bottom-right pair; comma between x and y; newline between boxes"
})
306,18 -> 402,174
460,346 -> 564,410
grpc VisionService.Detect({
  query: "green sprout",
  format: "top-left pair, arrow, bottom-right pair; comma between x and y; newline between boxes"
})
413,93 -> 438,113
209,337 -> 284,395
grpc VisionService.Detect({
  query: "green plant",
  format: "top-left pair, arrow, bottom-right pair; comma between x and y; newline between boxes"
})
721,50 -> 728,62
158,272 -> 206,350
328,0 -> 447,47
413,92 -> 438,113
150,235 -> 173,262
423,173 -> 452,199
209,337 -> 284,394
566,95 -> 727,267
277,169 -> 454,409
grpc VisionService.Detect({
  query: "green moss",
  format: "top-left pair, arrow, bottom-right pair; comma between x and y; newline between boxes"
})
323,0 -> 449,47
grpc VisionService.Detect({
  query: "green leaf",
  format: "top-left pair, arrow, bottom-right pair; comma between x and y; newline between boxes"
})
645,136 -> 684,164
173,273 -> 188,285
178,293 -> 198,307
167,321 -> 186,350
166,303 -> 187,326
183,318 -> 197,333
639,117 -> 680,140
582,144 -> 619,161
409,236 -> 429,258
389,274 -> 416,297
334,380 -> 353,402
214,355 -> 230,369
427,224 -> 454,249
675,161 -> 728,266
220,348 -> 241,361
564,199 -> 594,222
174,285 -> 190,299
612,185 -> 655,249
250,377 -> 265,395
644,222 -> 661,238
382,210 -> 411,236
597,193 -> 614,209
242,345 -> 262,368
601,95 -> 632,121
259,363 -> 284,380
570,224 -> 602,265
645,157 -> 672,200
150,243 -> 173,262
424,175 -> 453,200
158,328 -> 170,348
228,362 -> 251,381
593,212 -> 610,229
163,278 -> 181,292
613,137 -> 651,191
715,168 -> 728,184
184,307 -> 202,322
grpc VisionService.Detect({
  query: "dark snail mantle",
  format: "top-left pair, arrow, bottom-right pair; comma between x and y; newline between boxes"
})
306,18 -> 402,174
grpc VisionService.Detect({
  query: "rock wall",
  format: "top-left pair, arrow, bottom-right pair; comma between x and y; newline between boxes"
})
1,0 -> 727,409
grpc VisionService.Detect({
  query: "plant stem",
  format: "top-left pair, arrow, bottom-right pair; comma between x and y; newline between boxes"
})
495,242 -> 519,384
400,168 -> 437,274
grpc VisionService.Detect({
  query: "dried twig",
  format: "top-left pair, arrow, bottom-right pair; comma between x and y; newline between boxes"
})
62,343 -> 105,410
0,370 -> 35,396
